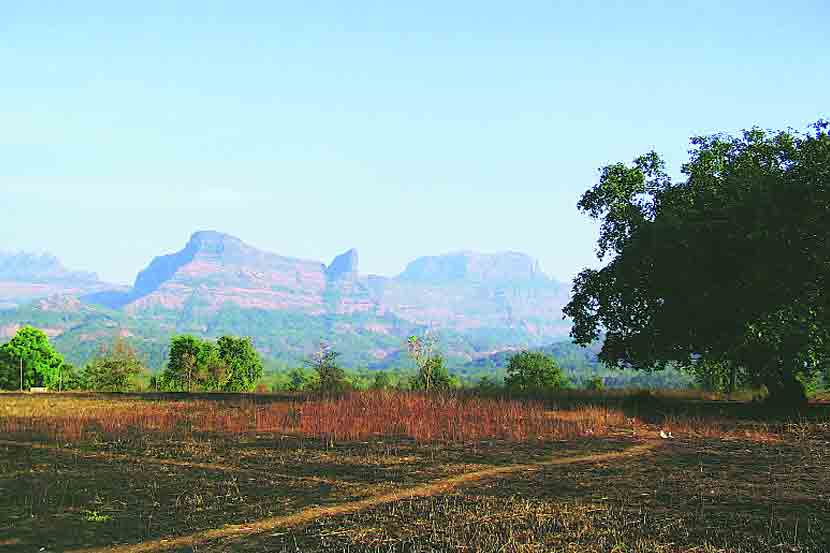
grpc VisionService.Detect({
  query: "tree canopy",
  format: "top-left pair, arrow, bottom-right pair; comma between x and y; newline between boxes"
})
216,335 -> 263,392
160,334 -> 262,392
564,121 -> 830,405
0,326 -> 65,389
504,351 -> 566,392
82,337 -> 145,392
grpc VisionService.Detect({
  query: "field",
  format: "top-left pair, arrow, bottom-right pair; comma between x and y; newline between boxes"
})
1,392 -> 829,552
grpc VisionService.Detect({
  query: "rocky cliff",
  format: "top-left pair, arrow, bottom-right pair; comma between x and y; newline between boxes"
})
80,231 -> 569,339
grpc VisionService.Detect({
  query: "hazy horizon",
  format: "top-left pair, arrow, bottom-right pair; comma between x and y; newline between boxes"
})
3,2 -> 828,284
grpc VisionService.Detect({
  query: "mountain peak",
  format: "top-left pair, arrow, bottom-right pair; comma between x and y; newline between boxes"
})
326,249 -> 359,281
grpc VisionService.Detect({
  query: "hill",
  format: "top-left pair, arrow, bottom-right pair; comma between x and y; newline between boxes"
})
1,231 -> 572,369
0,251 -> 123,310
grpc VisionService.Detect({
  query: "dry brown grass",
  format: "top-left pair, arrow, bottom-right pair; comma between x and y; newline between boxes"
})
2,391 -> 819,447
2,393 -> 829,552
0,392 -> 631,445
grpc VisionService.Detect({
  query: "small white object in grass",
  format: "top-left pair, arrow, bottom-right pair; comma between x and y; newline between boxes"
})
659,430 -> 674,439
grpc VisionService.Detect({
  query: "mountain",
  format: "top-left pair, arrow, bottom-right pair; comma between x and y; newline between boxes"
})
1,231 -> 572,368
0,251 -> 122,310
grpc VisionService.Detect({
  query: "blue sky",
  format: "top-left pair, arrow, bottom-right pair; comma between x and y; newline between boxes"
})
2,1 -> 827,284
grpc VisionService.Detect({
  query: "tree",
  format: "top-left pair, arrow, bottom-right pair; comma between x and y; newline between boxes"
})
564,121 -> 830,407
407,334 -> 451,392
371,371 -> 392,390
285,367 -> 311,391
306,342 -> 348,393
217,335 -> 263,392
82,337 -> 145,392
0,326 -> 64,389
0,347 -> 18,390
504,351 -> 566,392
584,375 -> 605,392
165,335 -> 214,392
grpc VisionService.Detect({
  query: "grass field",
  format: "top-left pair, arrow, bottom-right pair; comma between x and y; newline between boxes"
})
1,392 -> 828,552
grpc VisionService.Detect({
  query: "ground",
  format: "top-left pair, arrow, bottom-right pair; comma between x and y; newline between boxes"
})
0,393 -> 828,552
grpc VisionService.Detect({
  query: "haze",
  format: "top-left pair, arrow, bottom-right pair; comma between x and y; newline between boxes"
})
2,2 -> 827,284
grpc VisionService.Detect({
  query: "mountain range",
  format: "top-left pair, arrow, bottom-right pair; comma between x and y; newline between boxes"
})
0,231 -> 572,369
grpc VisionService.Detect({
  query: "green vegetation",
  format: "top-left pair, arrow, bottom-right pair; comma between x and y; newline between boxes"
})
81,337 -> 146,392
306,343 -> 349,393
157,334 -> 263,392
566,121 -> 830,407
407,334 -> 453,391
0,326 -> 65,389
504,350 -> 567,392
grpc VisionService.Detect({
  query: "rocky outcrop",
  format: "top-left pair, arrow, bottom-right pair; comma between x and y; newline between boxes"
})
325,249 -> 359,282
74,231 -> 570,339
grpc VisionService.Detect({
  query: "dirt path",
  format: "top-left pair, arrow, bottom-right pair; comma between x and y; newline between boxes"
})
0,439 -> 341,486
61,441 -> 660,553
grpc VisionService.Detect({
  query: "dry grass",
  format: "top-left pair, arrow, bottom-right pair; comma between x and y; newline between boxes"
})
2,393 -> 829,552
2,391 -> 822,447
0,392 -> 630,445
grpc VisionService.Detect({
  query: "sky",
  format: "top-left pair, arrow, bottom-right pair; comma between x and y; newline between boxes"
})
1,1 -> 828,285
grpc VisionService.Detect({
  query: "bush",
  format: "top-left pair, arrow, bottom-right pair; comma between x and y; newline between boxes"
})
505,351 -> 566,393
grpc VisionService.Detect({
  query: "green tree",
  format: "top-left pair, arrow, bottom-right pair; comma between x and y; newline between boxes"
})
0,347 -> 18,390
371,371 -> 392,390
218,335 -> 263,392
82,337 -> 145,392
306,342 -> 349,393
285,367 -> 311,391
584,375 -> 605,392
564,121 -> 830,407
164,335 -> 216,392
0,326 -> 64,389
504,351 -> 566,392
407,334 -> 451,392
476,375 -> 501,392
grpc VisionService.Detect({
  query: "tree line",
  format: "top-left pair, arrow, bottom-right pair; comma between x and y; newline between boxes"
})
0,326 -> 573,395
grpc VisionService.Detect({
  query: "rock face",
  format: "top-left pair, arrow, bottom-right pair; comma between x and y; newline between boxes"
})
325,248 -> 359,282
81,231 -> 570,339
95,231 -> 329,314
0,252 -> 115,309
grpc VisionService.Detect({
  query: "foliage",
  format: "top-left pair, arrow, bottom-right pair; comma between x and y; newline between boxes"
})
0,326 -> 65,389
158,334 -> 263,392
584,375 -> 605,392
476,375 -> 502,392
504,350 -> 567,392
0,347 -> 18,390
306,343 -> 349,393
565,121 -> 830,406
217,335 -> 263,392
371,371 -> 392,390
82,337 -> 146,392
407,334 -> 451,391
164,335 -> 230,392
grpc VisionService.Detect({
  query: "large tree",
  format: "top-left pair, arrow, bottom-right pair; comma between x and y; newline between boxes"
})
217,335 -> 263,392
165,335 -> 216,392
564,121 -> 830,406
0,326 -> 65,389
